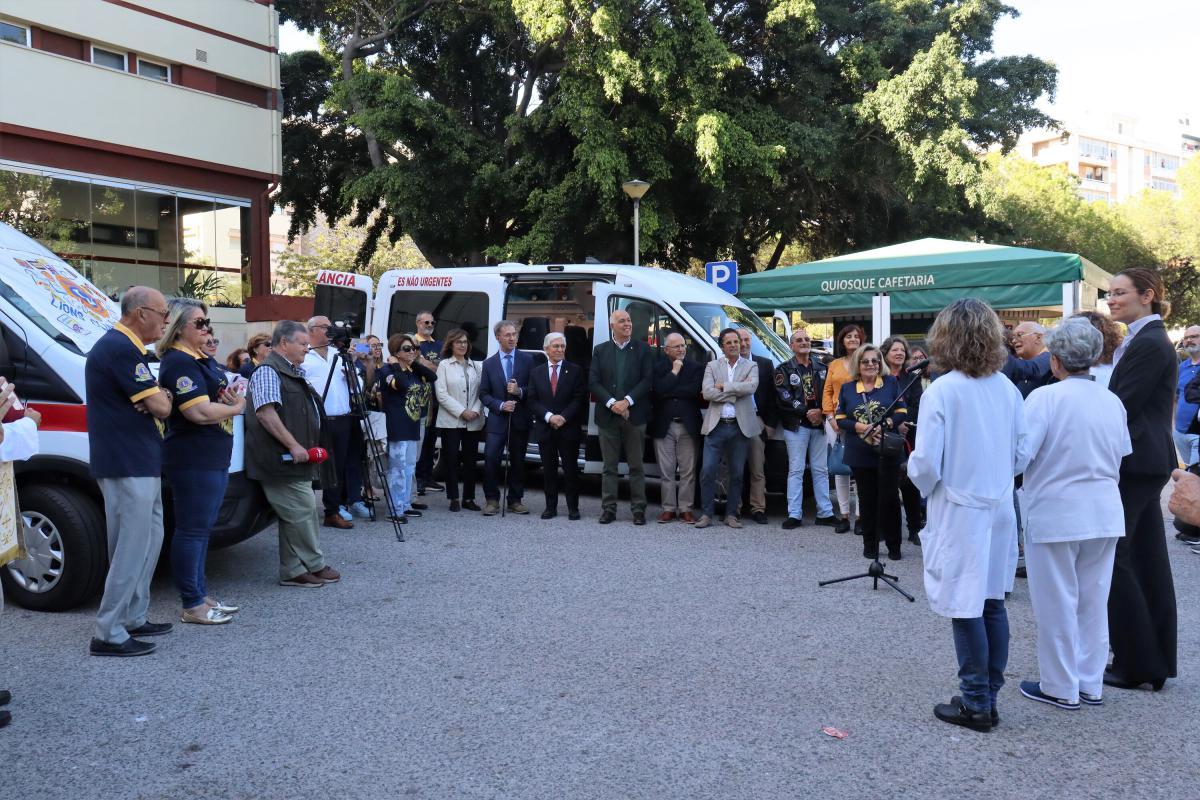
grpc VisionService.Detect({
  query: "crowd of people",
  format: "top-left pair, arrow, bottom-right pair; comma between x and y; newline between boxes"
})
3,270 -> 1199,735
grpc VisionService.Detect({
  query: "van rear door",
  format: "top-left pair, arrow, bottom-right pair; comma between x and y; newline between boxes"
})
313,270 -> 374,338
374,271 -> 504,360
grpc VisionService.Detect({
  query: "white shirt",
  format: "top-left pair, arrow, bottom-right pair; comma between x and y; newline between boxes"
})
543,360 -> 564,423
1112,313 -> 1160,366
302,346 -> 355,416
1021,376 -> 1131,542
721,357 -> 744,419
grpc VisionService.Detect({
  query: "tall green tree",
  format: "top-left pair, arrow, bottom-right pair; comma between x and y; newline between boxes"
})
277,0 -> 1055,272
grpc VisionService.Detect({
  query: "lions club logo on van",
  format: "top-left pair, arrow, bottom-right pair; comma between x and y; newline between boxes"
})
15,257 -> 113,336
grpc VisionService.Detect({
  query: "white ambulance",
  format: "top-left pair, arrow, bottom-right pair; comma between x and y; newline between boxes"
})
0,222 -> 272,611
313,263 -> 791,484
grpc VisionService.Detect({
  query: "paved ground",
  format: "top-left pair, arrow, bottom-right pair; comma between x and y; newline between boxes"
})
3,480 -> 1199,799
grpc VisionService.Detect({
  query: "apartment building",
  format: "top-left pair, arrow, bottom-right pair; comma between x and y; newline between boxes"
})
1018,112 -> 1198,203
0,0 -> 297,323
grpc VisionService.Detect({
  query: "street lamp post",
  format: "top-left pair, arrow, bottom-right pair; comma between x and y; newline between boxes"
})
621,179 -> 650,265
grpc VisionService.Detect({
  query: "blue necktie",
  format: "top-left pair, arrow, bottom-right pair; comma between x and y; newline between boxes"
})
504,353 -> 512,382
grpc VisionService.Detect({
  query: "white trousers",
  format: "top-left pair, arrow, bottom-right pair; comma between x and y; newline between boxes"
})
1025,537 -> 1119,702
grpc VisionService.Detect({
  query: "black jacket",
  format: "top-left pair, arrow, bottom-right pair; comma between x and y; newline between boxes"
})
774,358 -> 826,432
527,359 -> 587,442
650,355 -> 704,438
751,354 -> 778,428
1109,319 -> 1178,477
589,339 -> 655,427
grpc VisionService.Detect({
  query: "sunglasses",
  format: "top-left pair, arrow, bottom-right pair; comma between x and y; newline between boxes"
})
139,306 -> 169,320
859,358 -> 881,366
418,319 -> 436,325
398,345 -> 416,353
192,317 -> 212,330
209,339 -> 220,346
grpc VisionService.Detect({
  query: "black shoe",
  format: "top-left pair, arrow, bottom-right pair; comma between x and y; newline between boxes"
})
387,514 -> 409,523
89,637 -> 157,657
888,547 -> 902,561
0,689 -> 10,706
0,709 -> 9,729
410,502 -> 428,510
127,621 -> 173,638
417,488 -> 427,497
814,515 -> 837,527
404,508 -> 423,517
424,481 -> 445,492
449,500 -> 461,512
908,532 -> 922,546
1103,668 -> 1166,692
952,696 -> 999,727
541,509 -> 557,520
462,500 -> 481,511
863,545 -> 879,560
633,512 -> 646,526
568,509 -> 581,521
1176,533 -> 1200,545
933,699 -> 992,732
854,520 -> 863,536
1015,565 -> 1027,579
782,517 -> 803,530
599,510 -> 616,524
752,511 -> 768,525
834,518 -> 850,534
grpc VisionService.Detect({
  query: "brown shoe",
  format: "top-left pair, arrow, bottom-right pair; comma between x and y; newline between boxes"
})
310,566 -> 341,584
323,514 -> 353,529
680,511 -> 697,524
482,501 -> 500,516
657,511 -> 676,523
507,502 -> 530,515
280,573 -> 324,588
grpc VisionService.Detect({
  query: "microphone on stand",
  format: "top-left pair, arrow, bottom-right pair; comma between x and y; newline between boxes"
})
281,447 -> 329,464
905,358 -> 931,374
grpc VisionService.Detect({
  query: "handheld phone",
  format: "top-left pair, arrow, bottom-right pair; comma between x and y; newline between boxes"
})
355,342 -> 371,355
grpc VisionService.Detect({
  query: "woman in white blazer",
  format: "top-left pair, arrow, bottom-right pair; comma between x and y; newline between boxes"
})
434,329 -> 484,511
1018,318 -> 1131,711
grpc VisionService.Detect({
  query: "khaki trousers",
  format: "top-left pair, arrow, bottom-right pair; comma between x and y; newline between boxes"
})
262,480 -> 325,581
654,421 -> 697,513
746,424 -> 766,513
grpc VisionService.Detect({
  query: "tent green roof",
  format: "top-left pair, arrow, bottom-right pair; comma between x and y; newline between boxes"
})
738,238 -> 1112,314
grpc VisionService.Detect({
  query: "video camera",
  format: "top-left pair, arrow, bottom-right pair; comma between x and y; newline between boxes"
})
328,314 -> 360,352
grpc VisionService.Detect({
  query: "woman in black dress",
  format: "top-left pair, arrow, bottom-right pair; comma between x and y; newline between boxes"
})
1104,268 -> 1178,692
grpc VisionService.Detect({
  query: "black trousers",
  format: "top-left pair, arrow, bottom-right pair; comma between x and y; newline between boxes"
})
538,433 -> 580,513
899,465 -> 924,533
438,427 -> 479,502
322,416 -> 363,516
483,424 -> 529,503
851,464 -> 901,555
1108,473 -> 1177,683
416,420 -> 438,484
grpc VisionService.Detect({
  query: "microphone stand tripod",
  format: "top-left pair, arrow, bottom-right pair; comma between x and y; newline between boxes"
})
818,366 -> 926,601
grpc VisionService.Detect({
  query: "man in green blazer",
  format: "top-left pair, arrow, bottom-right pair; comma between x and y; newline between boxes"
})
589,309 -> 656,524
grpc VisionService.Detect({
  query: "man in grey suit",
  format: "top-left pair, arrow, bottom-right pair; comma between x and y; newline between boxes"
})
589,309 -> 655,525
696,328 -> 762,529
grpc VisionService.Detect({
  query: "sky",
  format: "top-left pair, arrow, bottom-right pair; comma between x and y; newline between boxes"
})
280,0 -> 1200,133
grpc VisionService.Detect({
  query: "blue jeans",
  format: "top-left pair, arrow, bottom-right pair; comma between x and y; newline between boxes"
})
387,433 -> 421,513
1173,430 -> 1198,467
700,422 -> 750,518
951,598 -> 1009,712
781,426 -> 832,519
167,467 -> 229,609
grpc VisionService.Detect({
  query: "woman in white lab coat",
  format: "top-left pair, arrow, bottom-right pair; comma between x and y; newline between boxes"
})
908,299 -> 1027,733
1018,319 -> 1130,711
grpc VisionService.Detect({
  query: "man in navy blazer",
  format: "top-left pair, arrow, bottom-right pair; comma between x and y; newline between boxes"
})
527,332 -> 586,519
480,320 -> 534,515
651,333 -> 704,523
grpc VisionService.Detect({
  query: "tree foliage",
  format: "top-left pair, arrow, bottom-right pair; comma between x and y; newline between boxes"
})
276,217 -> 430,295
277,0 -> 1056,272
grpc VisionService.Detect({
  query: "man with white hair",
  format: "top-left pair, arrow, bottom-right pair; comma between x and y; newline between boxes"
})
303,315 -> 362,528
1002,321 -> 1053,398
526,332 -> 586,520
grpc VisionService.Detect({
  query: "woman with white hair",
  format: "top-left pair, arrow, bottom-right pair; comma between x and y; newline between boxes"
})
1018,318 -> 1131,710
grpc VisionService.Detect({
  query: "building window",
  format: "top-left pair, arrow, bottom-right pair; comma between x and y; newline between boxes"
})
0,20 -> 29,46
1153,153 -> 1180,171
1080,190 -> 1109,204
137,58 -> 170,82
1083,166 -> 1108,183
91,46 -> 125,71
1151,179 -> 1178,193
1078,137 -> 1111,161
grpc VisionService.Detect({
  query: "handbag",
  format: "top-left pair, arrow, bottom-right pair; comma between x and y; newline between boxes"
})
828,437 -> 851,476
877,430 -> 906,463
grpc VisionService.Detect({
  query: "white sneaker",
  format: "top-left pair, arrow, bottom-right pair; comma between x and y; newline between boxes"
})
338,506 -> 353,521
348,501 -> 371,519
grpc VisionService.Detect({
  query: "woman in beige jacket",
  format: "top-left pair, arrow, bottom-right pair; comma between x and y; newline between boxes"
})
435,328 -> 484,511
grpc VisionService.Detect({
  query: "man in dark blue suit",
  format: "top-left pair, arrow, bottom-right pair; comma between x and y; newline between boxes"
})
480,320 -> 534,515
527,332 -> 587,520
651,333 -> 703,523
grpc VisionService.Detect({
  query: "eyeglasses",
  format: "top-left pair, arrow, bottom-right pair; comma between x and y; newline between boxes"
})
139,306 -> 169,320
417,319 -> 436,326
398,345 -> 416,353
859,358 -> 881,366
1014,331 -> 1040,339
310,323 -> 331,330
192,317 -> 212,330
209,338 -> 220,346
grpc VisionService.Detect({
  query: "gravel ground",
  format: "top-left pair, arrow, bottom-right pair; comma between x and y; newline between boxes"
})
3,479 -> 1198,800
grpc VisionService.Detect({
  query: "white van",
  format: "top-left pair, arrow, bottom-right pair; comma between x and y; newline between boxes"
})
313,263 -> 791,485
0,222 -> 273,611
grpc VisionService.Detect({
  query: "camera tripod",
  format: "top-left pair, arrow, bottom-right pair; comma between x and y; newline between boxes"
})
818,366 -> 926,602
321,347 -> 404,542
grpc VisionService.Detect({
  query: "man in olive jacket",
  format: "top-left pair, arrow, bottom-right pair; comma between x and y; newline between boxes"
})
589,309 -> 655,524
246,320 -> 340,588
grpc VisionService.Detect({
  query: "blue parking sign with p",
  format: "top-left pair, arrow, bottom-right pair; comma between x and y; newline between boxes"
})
705,260 -> 738,295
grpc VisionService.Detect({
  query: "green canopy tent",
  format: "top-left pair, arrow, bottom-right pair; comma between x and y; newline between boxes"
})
738,238 -> 1112,340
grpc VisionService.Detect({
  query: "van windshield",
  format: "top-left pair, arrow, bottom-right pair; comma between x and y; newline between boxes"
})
680,303 -> 790,364
0,277 -> 83,355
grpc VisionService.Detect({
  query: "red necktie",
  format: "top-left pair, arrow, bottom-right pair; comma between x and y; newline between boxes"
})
550,363 -> 559,395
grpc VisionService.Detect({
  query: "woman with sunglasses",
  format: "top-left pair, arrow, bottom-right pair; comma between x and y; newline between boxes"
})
157,299 -> 245,625
435,329 -> 484,511
240,334 -> 271,379
377,334 -> 437,522
834,343 -> 907,560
